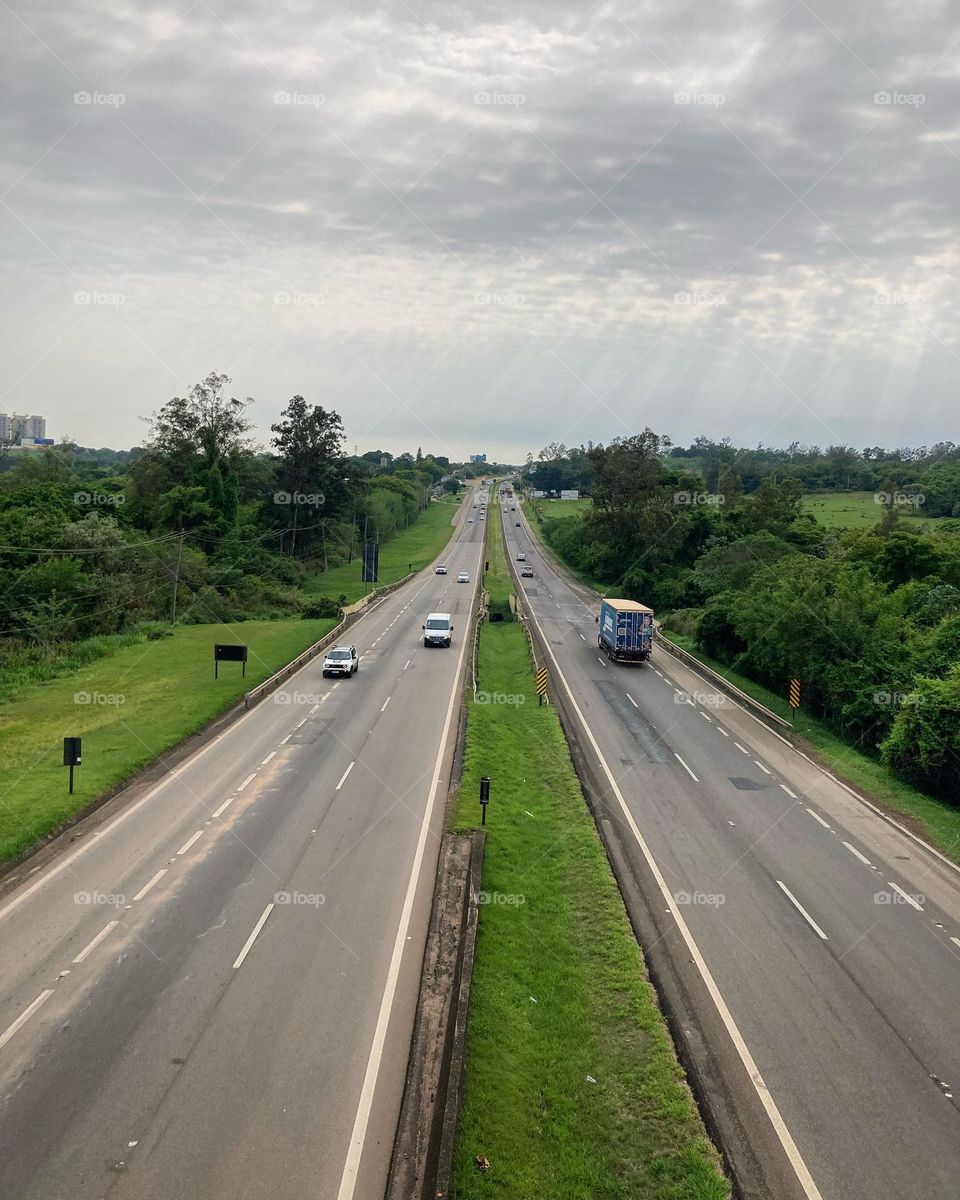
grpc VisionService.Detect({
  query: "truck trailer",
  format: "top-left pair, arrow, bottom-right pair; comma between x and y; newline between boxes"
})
597,598 -> 654,664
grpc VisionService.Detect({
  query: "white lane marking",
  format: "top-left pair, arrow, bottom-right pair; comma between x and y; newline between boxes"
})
404,659 -> 411,670
237,772 -> 257,791
675,753 -> 700,782
700,711 -> 713,722
0,990 -> 55,1051
381,696 -> 391,713
132,869 -> 167,902
653,669 -> 664,677
279,734 -> 291,745
520,595 -> 826,1200
626,693 -> 638,708
889,882 -> 924,911
578,632 -> 586,640
717,727 -> 730,737
597,657 -> 606,666
233,903 -> 275,969
309,705 -> 320,714
336,761 -> 355,791
212,795 -> 234,819
176,830 -> 204,856
780,783 -> 798,798
777,881 -> 829,940
755,760 -> 772,775
806,808 -> 831,829
951,937 -> 960,950
72,920 -> 119,964
295,718 -> 308,730
333,682 -> 341,690
734,742 -> 750,754
261,751 -> 277,765
842,841 -> 873,868
336,542 -> 478,1200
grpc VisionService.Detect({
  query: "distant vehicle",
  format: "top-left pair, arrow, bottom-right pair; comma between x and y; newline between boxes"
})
516,552 -> 526,561
511,506 -> 516,511
468,517 -> 474,523
323,645 -> 359,677
423,612 -> 453,647
597,598 -> 654,664
515,521 -> 521,527
436,564 -> 448,573
457,571 -> 470,583
520,565 -> 534,577
479,513 -> 485,519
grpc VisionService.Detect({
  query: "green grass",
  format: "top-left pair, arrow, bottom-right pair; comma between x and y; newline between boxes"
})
305,496 -> 463,604
803,490 -> 953,531
0,617 -> 336,865
451,502 -> 729,1200
659,630 -> 960,864
529,497 -> 593,519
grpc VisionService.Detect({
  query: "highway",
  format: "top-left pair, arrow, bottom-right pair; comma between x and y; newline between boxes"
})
0,488 -> 485,1200
502,496 -> 960,1200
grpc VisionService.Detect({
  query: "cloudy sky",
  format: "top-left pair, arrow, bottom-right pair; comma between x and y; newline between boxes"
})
2,0 -> 958,462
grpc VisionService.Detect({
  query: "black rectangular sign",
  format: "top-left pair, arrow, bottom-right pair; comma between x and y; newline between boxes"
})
362,541 -> 379,584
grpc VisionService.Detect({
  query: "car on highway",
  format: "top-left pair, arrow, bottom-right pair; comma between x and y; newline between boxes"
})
457,571 -> 470,583
516,552 -> 526,561
435,564 -> 448,573
520,565 -> 534,577
423,612 -> 453,647
468,517 -> 474,522
322,645 -> 359,677
515,521 -> 521,526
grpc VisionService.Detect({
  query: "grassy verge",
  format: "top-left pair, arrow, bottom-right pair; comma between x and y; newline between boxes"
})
305,494 -> 463,604
0,617 -> 336,865
450,503 -> 729,1200
659,630 -> 960,863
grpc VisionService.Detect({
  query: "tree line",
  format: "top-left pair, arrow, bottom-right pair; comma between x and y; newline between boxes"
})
0,372 -> 458,673
532,434 -> 960,803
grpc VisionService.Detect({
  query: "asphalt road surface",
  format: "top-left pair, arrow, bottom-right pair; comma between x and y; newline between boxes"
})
0,488 -> 486,1200
502,497 -> 960,1200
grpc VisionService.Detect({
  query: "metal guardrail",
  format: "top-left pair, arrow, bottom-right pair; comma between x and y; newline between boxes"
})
653,631 -> 793,730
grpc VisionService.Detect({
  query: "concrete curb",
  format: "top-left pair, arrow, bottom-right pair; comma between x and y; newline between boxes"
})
385,829 -> 485,1200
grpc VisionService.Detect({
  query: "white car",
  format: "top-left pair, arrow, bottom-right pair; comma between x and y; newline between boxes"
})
468,517 -> 474,523
516,552 -> 526,561
322,645 -> 358,677
457,571 -> 470,583
423,612 -> 453,647
435,564 -> 448,574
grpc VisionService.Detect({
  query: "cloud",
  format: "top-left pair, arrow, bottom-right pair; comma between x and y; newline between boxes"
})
1,0 -> 959,457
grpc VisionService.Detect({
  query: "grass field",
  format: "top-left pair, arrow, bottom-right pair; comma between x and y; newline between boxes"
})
659,630 -> 960,864
528,497 -> 592,519
304,494 -> 462,603
803,490 -> 953,530
0,617 -> 336,866
450,502 -> 729,1200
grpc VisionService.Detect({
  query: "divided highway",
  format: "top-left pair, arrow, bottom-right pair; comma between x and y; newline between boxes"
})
503,500 -> 960,1200
0,489 -> 485,1200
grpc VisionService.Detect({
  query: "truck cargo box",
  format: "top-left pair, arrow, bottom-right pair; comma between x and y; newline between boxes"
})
597,598 -> 654,663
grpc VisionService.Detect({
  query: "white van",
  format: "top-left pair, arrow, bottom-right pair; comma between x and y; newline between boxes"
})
423,612 -> 453,647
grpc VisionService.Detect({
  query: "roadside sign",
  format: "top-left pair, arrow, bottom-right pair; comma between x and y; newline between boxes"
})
789,678 -> 801,712
536,666 -> 548,705
215,643 -> 248,679
63,736 -> 82,793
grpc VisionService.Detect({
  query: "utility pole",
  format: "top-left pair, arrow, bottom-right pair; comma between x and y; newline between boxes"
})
170,531 -> 185,625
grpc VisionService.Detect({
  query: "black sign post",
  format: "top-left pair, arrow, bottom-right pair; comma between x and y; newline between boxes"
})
479,775 -> 490,826
63,736 -> 82,794
214,643 -> 248,679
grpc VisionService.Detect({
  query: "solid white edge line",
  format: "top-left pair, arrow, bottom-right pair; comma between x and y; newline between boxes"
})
237,772 -> 256,791
842,841 -> 873,868
132,869 -> 166,902
232,902 -> 275,969
261,751 -> 277,765
0,989 -> 55,1051
176,830 -> 204,857
777,881 -> 829,941
675,753 -> 700,782
335,518 -> 483,1200
514,555 -> 825,1200
889,881 -> 924,911
806,808 -> 831,830
72,919 -> 119,964
336,761 -> 355,791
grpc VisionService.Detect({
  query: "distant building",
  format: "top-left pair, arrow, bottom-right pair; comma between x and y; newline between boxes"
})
0,412 -> 47,444
469,453 -> 487,463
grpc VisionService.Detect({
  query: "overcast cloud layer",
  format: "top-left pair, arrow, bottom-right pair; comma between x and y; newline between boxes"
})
2,0 -> 959,461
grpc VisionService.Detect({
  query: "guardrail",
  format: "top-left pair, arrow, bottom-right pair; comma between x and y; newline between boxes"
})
653,631 -> 793,730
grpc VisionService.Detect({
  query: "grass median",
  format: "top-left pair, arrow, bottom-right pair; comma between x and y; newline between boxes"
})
0,617 -> 336,866
450,503 -> 729,1200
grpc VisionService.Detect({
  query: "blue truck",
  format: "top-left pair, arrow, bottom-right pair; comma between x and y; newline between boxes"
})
597,598 -> 654,664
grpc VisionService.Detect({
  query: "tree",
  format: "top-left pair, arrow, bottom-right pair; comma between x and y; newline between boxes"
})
147,372 -> 252,473
271,396 -> 345,557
